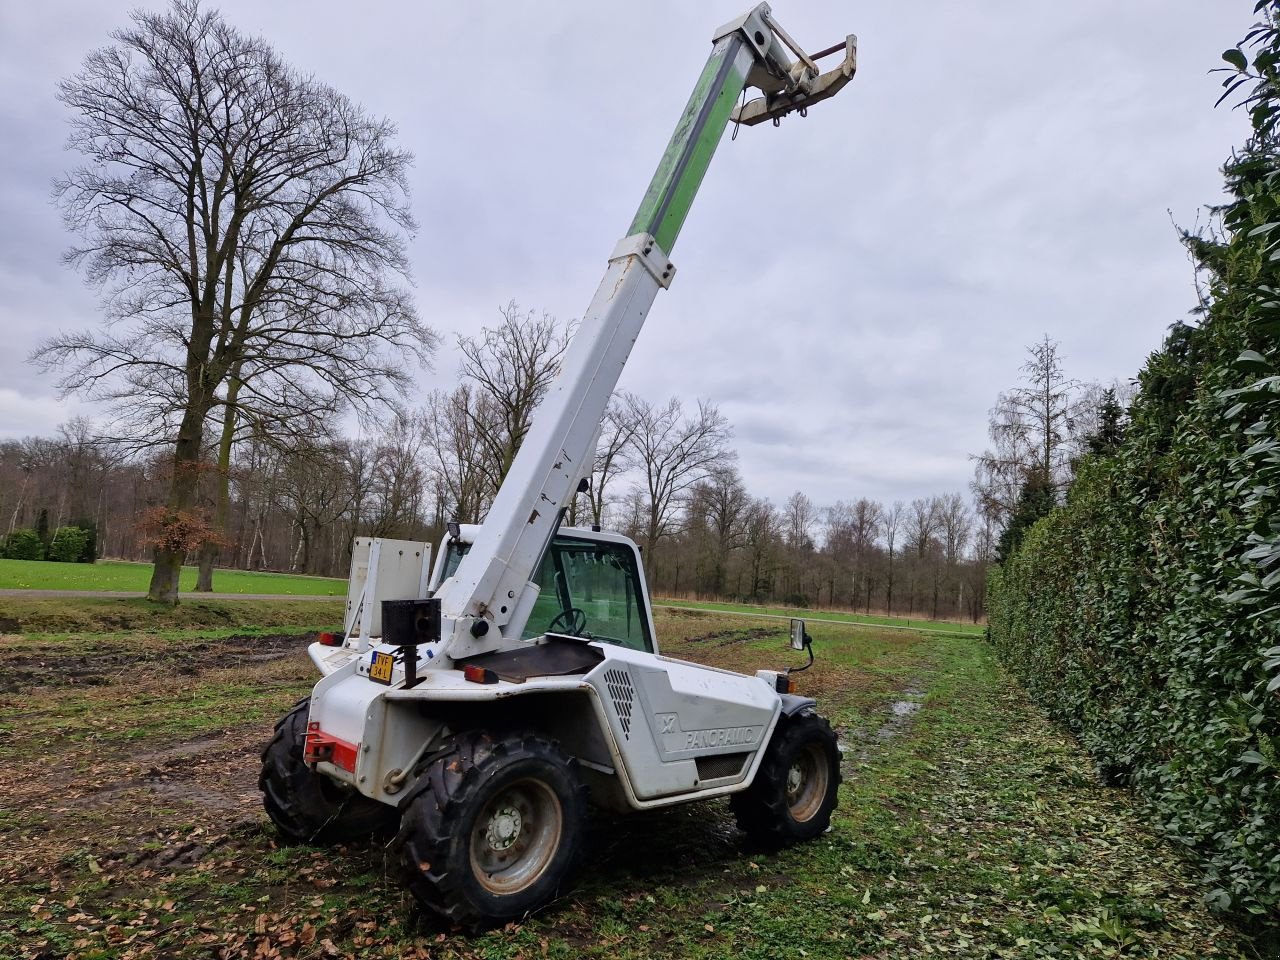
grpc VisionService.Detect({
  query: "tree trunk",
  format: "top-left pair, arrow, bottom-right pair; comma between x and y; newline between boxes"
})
147,401 -> 208,604
196,377 -> 240,591
886,551 -> 895,616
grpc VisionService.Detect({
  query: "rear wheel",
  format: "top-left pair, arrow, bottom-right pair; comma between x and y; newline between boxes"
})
259,698 -> 397,843
395,730 -> 587,928
731,711 -> 841,845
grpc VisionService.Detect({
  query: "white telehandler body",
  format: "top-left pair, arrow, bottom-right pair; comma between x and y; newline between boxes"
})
260,4 -> 858,926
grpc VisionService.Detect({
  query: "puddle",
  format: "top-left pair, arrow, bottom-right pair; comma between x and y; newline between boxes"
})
839,689 -> 926,774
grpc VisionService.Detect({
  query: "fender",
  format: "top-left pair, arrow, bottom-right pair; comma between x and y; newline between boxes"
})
779,693 -> 817,716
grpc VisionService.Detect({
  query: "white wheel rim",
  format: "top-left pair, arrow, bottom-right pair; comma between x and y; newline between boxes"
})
470,778 -> 563,895
786,742 -> 829,823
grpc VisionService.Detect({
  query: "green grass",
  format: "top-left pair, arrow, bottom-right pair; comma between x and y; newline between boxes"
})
655,596 -> 986,636
0,602 -> 1269,958
0,558 -> 345,595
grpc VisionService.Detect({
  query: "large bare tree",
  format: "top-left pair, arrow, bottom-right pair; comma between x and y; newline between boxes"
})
39,1 -> 434,602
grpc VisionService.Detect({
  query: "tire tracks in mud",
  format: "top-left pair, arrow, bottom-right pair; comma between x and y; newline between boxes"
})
682,626 -> 777,647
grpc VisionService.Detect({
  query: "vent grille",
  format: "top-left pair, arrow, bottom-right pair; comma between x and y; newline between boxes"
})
603,668 -> 635,739
695,752 -> 750,781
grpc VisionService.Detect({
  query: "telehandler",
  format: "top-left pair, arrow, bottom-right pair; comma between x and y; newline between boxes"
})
260,3 -> 858,926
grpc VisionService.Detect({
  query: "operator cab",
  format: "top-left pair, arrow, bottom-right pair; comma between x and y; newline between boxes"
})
434,525 -> 655,654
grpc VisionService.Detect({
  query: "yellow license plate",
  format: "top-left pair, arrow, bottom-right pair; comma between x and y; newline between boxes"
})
368,650 -> 395,685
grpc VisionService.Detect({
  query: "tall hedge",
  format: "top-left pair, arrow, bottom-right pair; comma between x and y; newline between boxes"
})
988,5 -> 1280,918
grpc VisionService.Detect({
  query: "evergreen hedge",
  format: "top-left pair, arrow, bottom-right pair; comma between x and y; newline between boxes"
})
988,5 -> 1280,917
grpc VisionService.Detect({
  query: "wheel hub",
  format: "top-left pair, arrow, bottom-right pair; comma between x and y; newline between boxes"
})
787,762 -> 804,801
470,778 -> 565,896
785,742 -> 829,823
486,805 -> 523,850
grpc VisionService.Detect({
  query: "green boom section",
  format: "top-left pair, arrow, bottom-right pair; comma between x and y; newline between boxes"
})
628,35 -> 748,254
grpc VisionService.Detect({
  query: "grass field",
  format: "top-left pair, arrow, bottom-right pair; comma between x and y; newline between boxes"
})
0,558 -> 346,595
0,601 -> 1269,959
655,597 -> 987,636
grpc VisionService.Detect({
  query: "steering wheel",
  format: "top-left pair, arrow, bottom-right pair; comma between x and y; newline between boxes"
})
548,606 -> 588,636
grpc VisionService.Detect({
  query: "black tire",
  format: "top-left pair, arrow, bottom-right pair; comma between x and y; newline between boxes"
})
731,710 -> 841,845
258,697 -> 397,844
394,730 -> 587,928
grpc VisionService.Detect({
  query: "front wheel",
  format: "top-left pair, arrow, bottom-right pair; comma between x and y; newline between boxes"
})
394,730 -> 587,928
731,711 -> 841,845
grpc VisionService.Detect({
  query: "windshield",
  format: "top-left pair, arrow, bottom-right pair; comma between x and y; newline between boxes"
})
440,534 -> 652,652
523,536 -> 653,652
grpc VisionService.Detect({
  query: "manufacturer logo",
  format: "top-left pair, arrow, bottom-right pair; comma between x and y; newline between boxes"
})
653,713 -> 762,754
683,726 -> 758,749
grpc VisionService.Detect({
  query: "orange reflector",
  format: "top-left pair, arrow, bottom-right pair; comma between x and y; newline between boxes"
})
463,664 -> 498,684
318,631 -> 341,647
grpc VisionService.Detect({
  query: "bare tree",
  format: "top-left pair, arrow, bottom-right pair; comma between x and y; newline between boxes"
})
622,393 -> 734,561
784,492 -> 817,550
39,1 -> 435,602
935,492 -> 971,619
972,335 -> 1076,524
850,498 -> 883,612
582,398 -> 635,526
692,464 -> 751,595
902,497 -> 940,616
882,500 -> 904,616
457,302 -> 573,501
743,497 -> 781,601
423,386 -> 493,525
781,491 -> 817,602
365,410 -> 430,538
905,497 -> 940,560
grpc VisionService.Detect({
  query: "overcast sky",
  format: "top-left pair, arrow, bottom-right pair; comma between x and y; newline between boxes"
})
0,1 -> 1255,510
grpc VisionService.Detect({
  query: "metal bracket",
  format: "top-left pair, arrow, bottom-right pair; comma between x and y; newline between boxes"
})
610,233 -> 677,290
731,32 -> 858,127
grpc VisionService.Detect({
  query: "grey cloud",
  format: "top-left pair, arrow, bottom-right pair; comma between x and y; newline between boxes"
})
0,0 -> 1254,512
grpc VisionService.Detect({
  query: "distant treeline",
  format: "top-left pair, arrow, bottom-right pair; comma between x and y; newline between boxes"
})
0,411 -> 992,621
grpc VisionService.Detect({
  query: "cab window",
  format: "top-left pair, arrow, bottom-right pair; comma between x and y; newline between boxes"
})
521,536 -> 653,652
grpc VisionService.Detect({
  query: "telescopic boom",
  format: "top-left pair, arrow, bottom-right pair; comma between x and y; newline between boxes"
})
433,4 -> 857,659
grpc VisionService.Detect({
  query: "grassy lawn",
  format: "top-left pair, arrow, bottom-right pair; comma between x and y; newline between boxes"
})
0,601 -> 1269,958
0,558 -> 345,595
656,596 -> 987,636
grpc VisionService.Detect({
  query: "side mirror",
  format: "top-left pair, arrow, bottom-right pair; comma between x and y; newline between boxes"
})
790,618 -> 808,652
787,618 -> 815,674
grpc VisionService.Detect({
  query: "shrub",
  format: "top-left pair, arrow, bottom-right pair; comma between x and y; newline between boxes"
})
48,526 -> 90,563
3,529 -> 44,561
